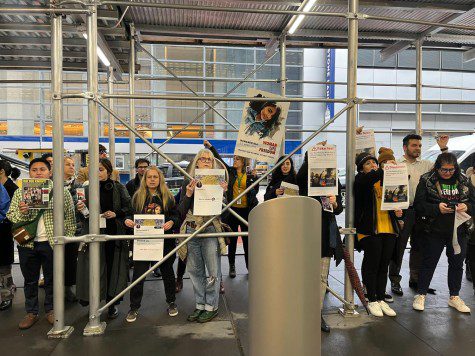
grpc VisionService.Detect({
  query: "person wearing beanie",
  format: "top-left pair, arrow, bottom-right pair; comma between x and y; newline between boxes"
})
354,146 -> 403,318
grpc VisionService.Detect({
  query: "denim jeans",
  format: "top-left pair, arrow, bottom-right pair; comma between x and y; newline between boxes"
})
18,242 -> 53,314
186,226 -> 221,311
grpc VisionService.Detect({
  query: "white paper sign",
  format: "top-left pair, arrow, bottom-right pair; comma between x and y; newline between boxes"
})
355,130 -> 376,160
234,88 -> 290,163
100,217 -> 107,229
308,144 -> 338,197
453,211 -> 471,255
133,214 -> 165,261
281,182 -> 300,197
193,169 -> 225,216
381,164 -> 410,211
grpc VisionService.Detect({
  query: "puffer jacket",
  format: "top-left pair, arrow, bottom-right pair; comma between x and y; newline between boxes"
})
466,167 -> 475,245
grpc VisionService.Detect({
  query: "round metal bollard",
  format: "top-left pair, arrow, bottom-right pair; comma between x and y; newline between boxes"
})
249,196 -> 321,356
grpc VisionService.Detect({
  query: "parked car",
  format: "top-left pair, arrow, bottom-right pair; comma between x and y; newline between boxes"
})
158,161 -> 190,195
423,134 -> 475,172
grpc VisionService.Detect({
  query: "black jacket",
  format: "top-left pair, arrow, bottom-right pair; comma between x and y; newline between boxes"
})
414,171 -> 475,238
354,168 -> 401,237
264,174 -> 297,201
208,145 -> 259,212
0,178 -> 18,266
126,174 -> 142,199
297,160 -> 344,263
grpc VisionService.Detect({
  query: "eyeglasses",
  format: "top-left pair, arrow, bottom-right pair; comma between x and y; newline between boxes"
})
99,150 -> 107,155
137,165 -> 149,169
198,157 -> 212,163
439,168 -> 455,174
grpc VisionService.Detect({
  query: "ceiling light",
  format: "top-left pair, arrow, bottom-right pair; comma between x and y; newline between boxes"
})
288,0 -> 317,35
82,33 -> 111,67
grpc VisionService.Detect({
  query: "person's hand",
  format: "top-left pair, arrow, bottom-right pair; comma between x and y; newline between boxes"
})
437,134 -> 449,150
204,140 -> 212,149
317,140 -> 327,146
186,179 -> 196,197
19,201 -> 29,215
386,160 -> 397,165
439,203 -> 454,214
328,195 -> 337,208
220,181 -> 228,192
163,221 -> 174,231
276,187 -> 284,196
102,211 -> 116,219
456,203 -> 468,213
77,201 -> 85,211
356,126 -> 364,135
395,209 -> 403,218
125,219 -> 135,228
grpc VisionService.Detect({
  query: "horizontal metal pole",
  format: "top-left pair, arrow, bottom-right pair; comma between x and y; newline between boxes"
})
364,14 -> 475,32
0,80 -> 127,85
325,284 -> 352,308
2,6 -> 90,14
361,98 -> 475,105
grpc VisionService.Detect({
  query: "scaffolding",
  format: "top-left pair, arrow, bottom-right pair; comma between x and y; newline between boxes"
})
2,0 -> 475,340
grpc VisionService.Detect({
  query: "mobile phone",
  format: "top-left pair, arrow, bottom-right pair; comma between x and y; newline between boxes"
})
447,201 -> 458,210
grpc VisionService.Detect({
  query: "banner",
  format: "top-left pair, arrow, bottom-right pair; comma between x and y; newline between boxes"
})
234,88 -> 290,163
381,164 -> 410,211
193,169 -> 226,216
324,49 -> 335,122
21,179 -> 51,209
308,144 -> 338,196
133,214 -> 165,261
355,129 -> 376,160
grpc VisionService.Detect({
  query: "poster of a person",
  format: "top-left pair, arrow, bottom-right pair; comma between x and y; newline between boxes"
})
234,88 -> 290,163
133,214 -> 165,261
381,164 -> 410,210
21,178 -> 51,209
355,129 -> 376,160
308,143 -> 338,196
280,181 -> 299,197
193,168 -> 226,216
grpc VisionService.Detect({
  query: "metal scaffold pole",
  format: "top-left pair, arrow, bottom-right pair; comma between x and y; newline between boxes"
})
416,39 -> 423,136
342,0 -> 359,316
129,25 -> 136,178
83,0 -> 106,336
108,66 -> 116,164
48,8 -> 73,339
280,35 -> 287,156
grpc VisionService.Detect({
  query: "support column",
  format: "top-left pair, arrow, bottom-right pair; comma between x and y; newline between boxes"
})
280,35 -> 287,155
48,10 -> 73,339
342,0 -> 359,315
108,66 -> 115,165
83,0 -> 106,336
415,39 -> 423,136
129,25 -> 136,177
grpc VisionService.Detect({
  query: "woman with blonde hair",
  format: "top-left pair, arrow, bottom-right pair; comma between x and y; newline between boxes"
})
178,148 -> 229,323
124,166 -> 181,322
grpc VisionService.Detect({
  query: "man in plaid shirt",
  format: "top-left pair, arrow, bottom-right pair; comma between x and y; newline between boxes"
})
7,158 -> 76,330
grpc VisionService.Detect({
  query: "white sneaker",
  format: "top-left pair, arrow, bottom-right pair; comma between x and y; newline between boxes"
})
367,301 -> 384,317
448,296 -> 471,313
378,301 -> 397,317
413,294 -> 425,311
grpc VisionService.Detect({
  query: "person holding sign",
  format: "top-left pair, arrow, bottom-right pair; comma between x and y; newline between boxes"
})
123,166 -> 181,322
354,150 -> 403,317
204,140 -> 258,278
178,149 -> 229,323
264,156 -> 297,201
412,152 -> 474,313
75,158 -> 133,320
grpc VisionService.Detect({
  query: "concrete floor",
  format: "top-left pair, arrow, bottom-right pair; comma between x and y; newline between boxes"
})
2,248 -> 475,356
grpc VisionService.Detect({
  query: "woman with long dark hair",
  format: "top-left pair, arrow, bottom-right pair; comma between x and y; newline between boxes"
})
413,152 -> 475,313
264,156 -> 297,201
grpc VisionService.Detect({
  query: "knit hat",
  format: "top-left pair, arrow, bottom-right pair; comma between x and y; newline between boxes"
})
377,147 -> 395,164
355,151 -> 377,171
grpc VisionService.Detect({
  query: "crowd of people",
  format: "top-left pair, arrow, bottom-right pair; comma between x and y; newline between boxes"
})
0,134 -> 474,334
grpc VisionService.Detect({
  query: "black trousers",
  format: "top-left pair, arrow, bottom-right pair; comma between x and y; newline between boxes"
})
177,257 -> 186,280
130,254 -> 176,310
18,242 -> 53,314
226,207 -> 249,269
361,235 -> 396,302
65,242 -> 78,287
388,209 -> 414,284
467,244 -> 475,289
417,233 -> 467,296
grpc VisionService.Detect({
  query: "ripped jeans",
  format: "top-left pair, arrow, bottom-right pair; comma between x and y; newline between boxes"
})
186,226 -> 221,311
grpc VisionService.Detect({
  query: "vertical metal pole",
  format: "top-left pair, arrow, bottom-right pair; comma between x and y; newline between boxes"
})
83,0 -> 106,336
129,25 -> 136,178
48,10 -> 73,339
280,35 -> 287,156
342,0 -> 359,315
108,66 -> 116,165
415,39 -> 423,136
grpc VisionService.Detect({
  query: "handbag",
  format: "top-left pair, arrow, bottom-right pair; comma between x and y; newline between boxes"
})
12,210 -> 46,245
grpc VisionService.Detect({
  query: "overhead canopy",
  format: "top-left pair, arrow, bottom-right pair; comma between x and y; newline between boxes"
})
2,0 -> 475,72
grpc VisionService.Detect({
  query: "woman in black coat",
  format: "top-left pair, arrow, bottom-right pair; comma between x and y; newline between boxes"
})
264,155 -> 297,201
204,141 -> 258,276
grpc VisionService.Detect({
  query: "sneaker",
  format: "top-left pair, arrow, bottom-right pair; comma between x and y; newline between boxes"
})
378,301 -> 396,317
46,311 -> 55,325
187,309 -> 203,322
167,302 -> 178,317
0,300 -> 13,311
367,301 -> 383,317
197,309 -> 218,323
448,296 -> 471,313
384,294 -> 394,303
391,282 -> 403,296
18,313 -> 39,330
413,294 -> 425,311
229,265 -> 236,279
153,269 -> 161,278
108,305 -> 119,319
126,309 -> 138,323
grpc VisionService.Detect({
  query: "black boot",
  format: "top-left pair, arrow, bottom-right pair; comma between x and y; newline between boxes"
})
229,265 -> 236,278
321,316 -> 330,333
466,264 -> 472,282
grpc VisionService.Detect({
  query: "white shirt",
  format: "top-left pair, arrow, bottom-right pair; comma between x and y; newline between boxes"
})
35,215 -> 48,242
398,156 -> 433,206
